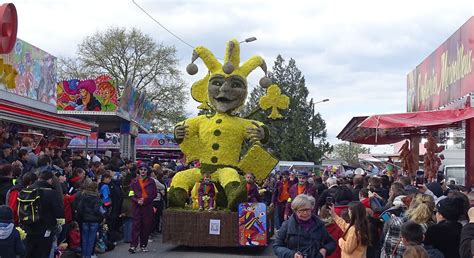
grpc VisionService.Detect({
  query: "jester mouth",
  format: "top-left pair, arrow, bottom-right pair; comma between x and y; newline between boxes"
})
214,97 -> 235,103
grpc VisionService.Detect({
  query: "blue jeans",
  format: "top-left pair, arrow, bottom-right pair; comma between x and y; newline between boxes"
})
81,222 -> 99,258
123,218 -> 133,243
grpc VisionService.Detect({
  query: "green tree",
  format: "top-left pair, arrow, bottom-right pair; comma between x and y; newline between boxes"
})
332,143 -> 370,166
243,55 -> 332,162
58,27 -> 188,130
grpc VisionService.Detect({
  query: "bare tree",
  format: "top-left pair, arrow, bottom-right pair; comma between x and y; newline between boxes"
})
59,26 -> 188,129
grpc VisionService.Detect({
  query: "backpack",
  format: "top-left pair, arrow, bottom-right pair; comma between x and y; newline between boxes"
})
17,187 -> 42,225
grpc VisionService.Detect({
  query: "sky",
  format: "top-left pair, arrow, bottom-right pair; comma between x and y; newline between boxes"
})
13,0 -> 474,153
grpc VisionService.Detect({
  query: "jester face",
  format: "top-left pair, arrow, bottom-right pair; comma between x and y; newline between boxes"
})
208,74 -> 247,113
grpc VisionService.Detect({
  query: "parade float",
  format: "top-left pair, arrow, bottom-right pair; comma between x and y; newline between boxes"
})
162,39 -> 289,247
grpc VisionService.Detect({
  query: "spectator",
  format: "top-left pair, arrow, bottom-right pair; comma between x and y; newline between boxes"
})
17,149 -> 32,174
129,165 -> 157,253
0,164 -> 13,205
99,172 -> 112,208
23,171 -> 64,258
424,197 -> 464,258
460,207 -> 474,258
400,221 -> 428,257
352,175 -> 364,201
288,171 -> 298,187
274,194 -> 336,258
0,205 -> 25,258
19,137 -> 37,168
317,177 -> 338,210
314,175 -> 328,196
6,172 -> 37,225
272,170 -> 291,230
0,143 -> 13,164
150,169 -> 166,233
120,185 -> 134,243
330,201 -> 370,258
75,181 -> 104,258
368,177 -> 389,201
66,221 -> 81,255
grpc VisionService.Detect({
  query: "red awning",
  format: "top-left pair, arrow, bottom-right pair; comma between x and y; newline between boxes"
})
337,108 -> 474,145
0,100 -> 97,136
359,108 -> 474,129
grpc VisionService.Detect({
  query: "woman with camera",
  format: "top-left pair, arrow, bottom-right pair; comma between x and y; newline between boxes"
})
273,194 -> 336,258
329,201 -> 370,258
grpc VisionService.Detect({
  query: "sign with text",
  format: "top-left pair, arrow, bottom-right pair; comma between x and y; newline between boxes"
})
407,16 -> 474,112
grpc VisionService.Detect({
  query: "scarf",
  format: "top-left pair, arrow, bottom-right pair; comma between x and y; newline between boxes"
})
295,216 -> 316,232
0,222 -> 14,240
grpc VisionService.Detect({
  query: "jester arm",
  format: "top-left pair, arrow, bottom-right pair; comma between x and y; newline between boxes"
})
246,120 -> 269,145
174,116 -> 203,161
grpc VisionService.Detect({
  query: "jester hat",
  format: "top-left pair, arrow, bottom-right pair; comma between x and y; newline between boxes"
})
186,39 -> 272,110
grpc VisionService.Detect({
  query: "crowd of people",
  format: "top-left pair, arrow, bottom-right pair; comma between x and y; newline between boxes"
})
0,137 -> 170,258
269,169 -> 474,258
2,135 -> 474,258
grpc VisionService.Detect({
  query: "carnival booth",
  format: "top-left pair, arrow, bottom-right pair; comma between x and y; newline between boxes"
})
338,16 -> 474,186
57,77 -> 156,160
162,39 -> 290,247
0,4 -> 96,148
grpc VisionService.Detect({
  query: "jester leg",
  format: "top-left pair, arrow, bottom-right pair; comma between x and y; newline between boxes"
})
168,168 -> 202,208
214,168 -> 246,211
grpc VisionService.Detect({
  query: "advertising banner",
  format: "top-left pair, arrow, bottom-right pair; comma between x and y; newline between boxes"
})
118,83 -> 156,131
1,39 -> 57,105
57,75 -> 118,112
407,17 -> 474,112
68,132 -> 178,150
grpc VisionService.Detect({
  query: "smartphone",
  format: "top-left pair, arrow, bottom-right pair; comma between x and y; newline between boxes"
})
415,170 -> 424,187
326,197 -> 334,207
380,212 -> 391,222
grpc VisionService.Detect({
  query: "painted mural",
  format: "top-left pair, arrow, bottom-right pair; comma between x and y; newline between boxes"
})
57,75 -> 118,112
0,39 -> 57,105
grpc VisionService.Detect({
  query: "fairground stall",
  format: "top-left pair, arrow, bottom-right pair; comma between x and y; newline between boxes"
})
67,132 -> 182,162
0,4 -> 96,148
338,16 -> 474,186
57,78 -> 156,161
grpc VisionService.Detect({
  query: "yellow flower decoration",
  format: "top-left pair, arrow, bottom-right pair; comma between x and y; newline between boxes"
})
191,74 -> 211,110
0,59 -> 18,89
259,84 -> 290,119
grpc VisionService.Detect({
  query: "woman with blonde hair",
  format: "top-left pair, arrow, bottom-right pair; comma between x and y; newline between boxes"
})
381,194 -> 435,258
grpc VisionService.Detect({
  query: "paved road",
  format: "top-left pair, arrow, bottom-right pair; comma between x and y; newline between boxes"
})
100,234 -> 276,258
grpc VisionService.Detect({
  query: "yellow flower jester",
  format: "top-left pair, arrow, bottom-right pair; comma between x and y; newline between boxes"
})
169,39 -> 278,210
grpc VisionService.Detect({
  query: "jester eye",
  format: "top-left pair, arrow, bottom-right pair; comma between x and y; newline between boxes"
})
213,81 -> 223,86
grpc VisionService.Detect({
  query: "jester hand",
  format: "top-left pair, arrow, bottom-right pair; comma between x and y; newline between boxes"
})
246,122 -> 265,145
174,123 -> 189,140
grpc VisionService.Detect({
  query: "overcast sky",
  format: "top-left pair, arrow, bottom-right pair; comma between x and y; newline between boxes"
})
13,0 -> 474,153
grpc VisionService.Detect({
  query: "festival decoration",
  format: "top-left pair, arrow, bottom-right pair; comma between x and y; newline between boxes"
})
423,133 -> 444,181
398,140 -> 414,176
238,203 -> 267,246
259,84 -> 290,119
0,3 -> 18,54
0,58 -> 17,88
57,75 -> 118,112
169,39 -> 287,210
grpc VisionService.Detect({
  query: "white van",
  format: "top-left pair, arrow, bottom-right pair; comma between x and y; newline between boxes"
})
444,165 -> 465,185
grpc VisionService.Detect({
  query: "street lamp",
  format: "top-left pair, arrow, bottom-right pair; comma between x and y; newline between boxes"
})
311,98 -> 329,142
240,37 -> 257,43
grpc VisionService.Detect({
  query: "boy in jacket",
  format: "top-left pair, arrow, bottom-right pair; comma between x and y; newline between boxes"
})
0,205 -> 25,258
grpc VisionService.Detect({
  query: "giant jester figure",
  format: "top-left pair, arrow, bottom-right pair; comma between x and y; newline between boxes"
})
169,39 -> 289,210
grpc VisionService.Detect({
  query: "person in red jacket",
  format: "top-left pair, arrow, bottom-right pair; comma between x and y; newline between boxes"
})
245,173 -> 260,203
6,172 -> 37,225
129,164 -> 157,253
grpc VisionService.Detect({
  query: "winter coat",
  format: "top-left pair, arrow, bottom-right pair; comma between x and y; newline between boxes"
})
459,222 -> 474,258
316,186 -> 338,209
424,220 -> 462,258
99,182 -> 112,207
68,228 -> 81,249
0,222 -> 25,258
246,182 -> 261,203
130,177 -> 157,207
334,216 -> 367,258
273,214 -> 336,258
76,191 -> 104,223
0,176 -> 13,206
425,245 -> 445,258
24,180 -> 65,235
121,195 -> 134,218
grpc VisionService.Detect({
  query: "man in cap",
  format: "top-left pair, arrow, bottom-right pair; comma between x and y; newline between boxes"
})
272,170 -> 291,230
288,170 -> 299,187
424,197 -> 464,258
284,171 -> 317,219
0,143 -> 13,164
